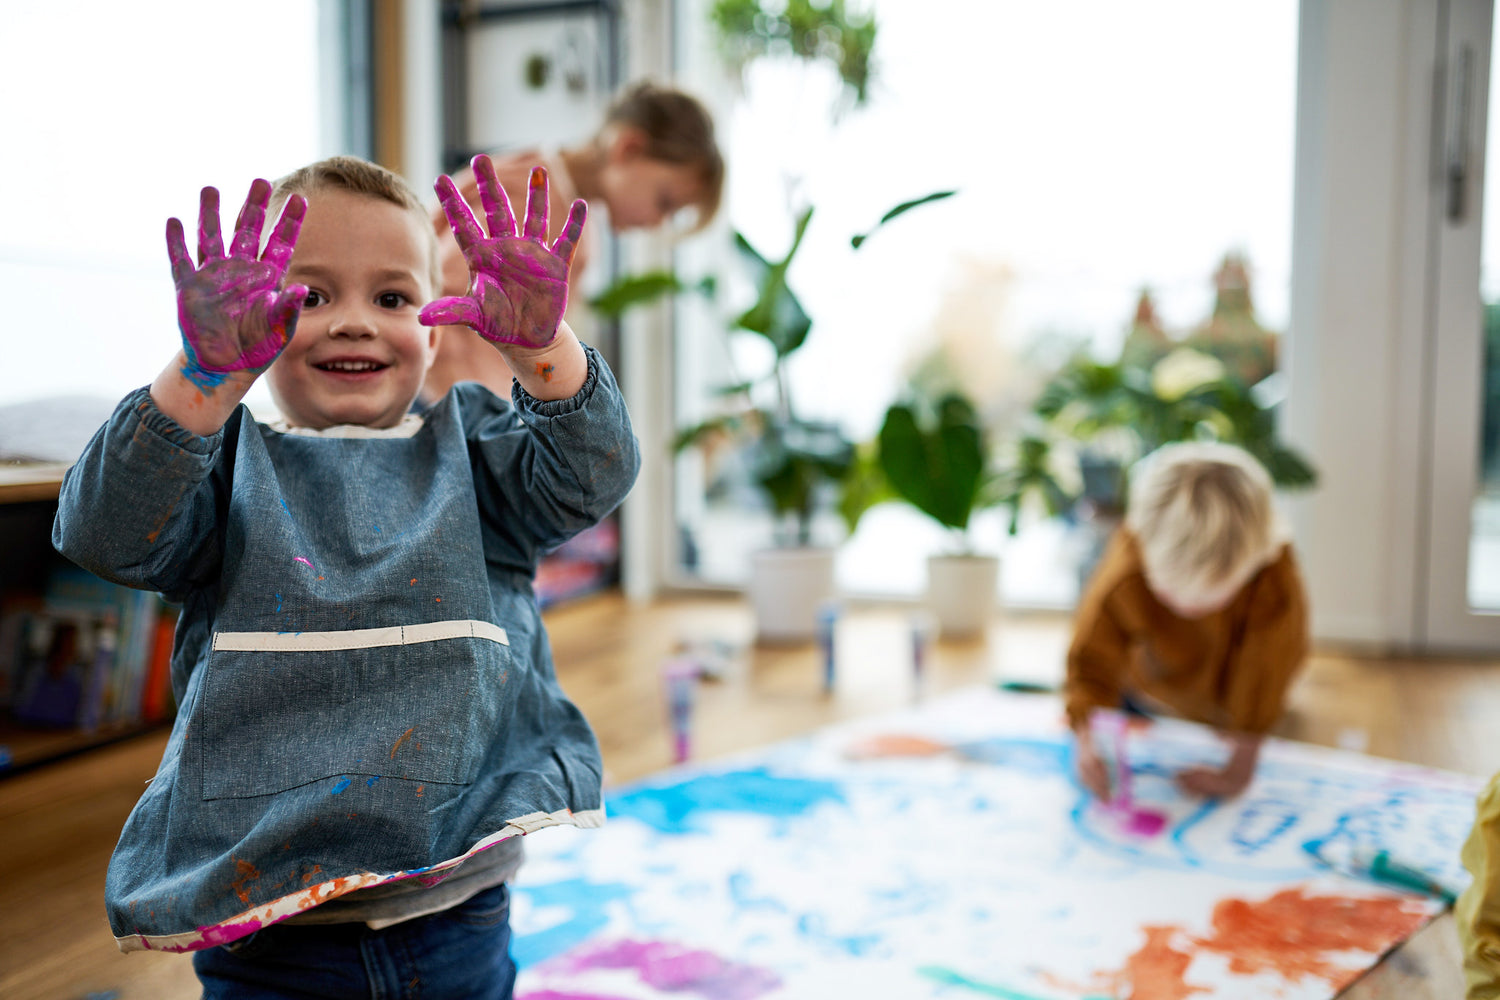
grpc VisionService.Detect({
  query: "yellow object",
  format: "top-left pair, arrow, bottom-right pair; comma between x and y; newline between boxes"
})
1459,773 -> 1500,997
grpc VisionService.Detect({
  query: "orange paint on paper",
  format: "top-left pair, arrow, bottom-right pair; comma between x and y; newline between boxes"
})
845,734 -> 951,759
1197,888 -> 1430,984
1085,888 -> 1432,997
229,858 -> 262,904
1114,926 -> 1208,1000
391,727 -> 415,758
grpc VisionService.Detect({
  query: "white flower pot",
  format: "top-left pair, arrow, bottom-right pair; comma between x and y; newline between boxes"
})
748,547 -> 837,643
926,553 -> 1000,638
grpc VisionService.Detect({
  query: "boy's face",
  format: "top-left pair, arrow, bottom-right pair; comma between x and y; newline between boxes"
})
267,188 -> 436,429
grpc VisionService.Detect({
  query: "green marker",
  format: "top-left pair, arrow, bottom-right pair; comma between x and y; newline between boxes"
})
1305,840 -> 1460,905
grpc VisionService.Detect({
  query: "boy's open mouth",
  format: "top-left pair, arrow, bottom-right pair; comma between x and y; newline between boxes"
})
315,360 -> 388,373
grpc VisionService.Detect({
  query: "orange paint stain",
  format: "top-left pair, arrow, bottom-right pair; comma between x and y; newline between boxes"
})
845,734 -> 951,759
410,578 -> 417,585
1197,888 -> 1430,984
229,858 -> 262,905
302,864 -> 323,884
536,361 -> 555,382
1086,888 -> 1432,996
390,727 -> 415,758
435,597 -> 442,603
416,784 -> 425,797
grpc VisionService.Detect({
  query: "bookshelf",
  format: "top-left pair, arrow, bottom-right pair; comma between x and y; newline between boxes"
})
0,462 -> 172,774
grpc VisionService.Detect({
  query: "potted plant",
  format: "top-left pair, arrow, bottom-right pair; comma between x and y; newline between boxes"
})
875,387 -> 1070,637
1033,343 -> 1317,588
672,207 -> 853,641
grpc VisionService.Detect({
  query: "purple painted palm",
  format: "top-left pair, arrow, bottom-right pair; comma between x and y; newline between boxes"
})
420,155 -> 586,348
167,180 -> 307,386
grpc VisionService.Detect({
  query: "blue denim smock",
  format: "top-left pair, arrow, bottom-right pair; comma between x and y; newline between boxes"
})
52,345 -> 639,953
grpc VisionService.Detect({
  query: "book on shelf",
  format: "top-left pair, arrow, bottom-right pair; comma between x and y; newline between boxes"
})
1,563 -> 177,734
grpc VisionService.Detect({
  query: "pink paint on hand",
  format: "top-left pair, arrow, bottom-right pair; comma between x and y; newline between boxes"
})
419,158 -> 586,348
167,181 -> 308,387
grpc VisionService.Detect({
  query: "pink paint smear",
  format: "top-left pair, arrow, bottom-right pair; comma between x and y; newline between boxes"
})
524,939 -> 781,1000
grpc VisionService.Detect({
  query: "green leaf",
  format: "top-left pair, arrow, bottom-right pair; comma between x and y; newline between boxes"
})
877,396 -> 986,532
587,270 -> 686,318
732,208 -> 815,358
850,190 -> 958,249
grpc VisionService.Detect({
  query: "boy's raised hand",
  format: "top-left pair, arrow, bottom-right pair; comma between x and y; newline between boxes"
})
420,156 -> 585,348
167,180 -> 307,387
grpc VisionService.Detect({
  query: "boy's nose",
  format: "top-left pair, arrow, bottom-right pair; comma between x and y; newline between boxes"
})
328,307 -> 377,339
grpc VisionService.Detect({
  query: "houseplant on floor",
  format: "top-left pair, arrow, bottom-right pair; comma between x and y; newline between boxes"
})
876,386 -> 1069,638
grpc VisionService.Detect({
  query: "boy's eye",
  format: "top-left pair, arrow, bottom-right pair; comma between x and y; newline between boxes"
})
302,290 -> 327,309
377,292 -> 409,309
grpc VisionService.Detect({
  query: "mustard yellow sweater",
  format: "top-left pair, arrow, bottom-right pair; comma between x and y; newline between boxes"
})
1065,528 -> 1309,735
1461,774 -> 1500,997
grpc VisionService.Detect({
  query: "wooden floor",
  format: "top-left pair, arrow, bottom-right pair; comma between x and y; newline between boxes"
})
3,591 -> 1497,1000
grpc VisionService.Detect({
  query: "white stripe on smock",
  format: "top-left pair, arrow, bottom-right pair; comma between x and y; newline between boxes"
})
212,619 -> 508,652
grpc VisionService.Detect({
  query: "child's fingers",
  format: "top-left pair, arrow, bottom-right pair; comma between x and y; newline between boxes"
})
550,199 -> 588,270
435,175 -> 486,257
522,167 -> 549,242
229,179 -> 272,259
262,194 -> 307,274
470,154 -> 517,239
197,187 -> 224,266
418,296 -> 485,330
166,218 -> 194,287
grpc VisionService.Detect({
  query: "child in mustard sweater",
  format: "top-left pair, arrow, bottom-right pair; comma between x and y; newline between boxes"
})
1066,442 -> 1309,801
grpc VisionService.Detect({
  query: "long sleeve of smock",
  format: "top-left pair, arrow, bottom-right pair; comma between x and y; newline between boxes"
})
1220,546 -> 1309,734
465,344 -> 640,566
1460,773 -> 1500,998
1065,533 -> 1133,730
52,387 -> 228,599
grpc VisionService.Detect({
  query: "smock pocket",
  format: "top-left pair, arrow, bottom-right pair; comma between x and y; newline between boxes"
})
197,620 -> 510,800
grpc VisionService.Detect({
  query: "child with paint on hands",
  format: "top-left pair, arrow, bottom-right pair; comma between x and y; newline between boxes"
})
52,152 -> 639,999
1460,776 -> 1500,997
423,80 -> 724,404
1065,441 -> 1308,803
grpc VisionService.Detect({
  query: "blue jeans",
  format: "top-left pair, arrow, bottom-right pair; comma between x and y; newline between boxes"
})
192,883 -> 517,999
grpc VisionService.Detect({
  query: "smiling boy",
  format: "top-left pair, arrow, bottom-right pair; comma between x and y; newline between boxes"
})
53,155 -> 638,998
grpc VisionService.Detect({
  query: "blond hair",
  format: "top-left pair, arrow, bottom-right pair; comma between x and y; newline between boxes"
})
1126,442 -> 1279,596
271,156 -> 441,293
599,81 -> 725,232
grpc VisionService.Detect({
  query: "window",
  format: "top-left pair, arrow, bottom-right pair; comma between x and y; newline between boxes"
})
0,1 -> 328,424
672,0 -> 1298,607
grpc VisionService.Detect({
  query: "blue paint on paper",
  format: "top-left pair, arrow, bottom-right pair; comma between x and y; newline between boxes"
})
330,777 -> 351,794
951,737 -> 1070,774
509,877 -> 637,968
606,767 -> 845,834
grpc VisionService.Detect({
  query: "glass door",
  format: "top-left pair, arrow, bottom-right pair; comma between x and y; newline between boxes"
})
1425,0 -> 1500,647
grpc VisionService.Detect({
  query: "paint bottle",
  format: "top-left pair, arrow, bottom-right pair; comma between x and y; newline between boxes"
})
816,602 -> 839,693
662,658 -> 698,764
910,613 -> 933,693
